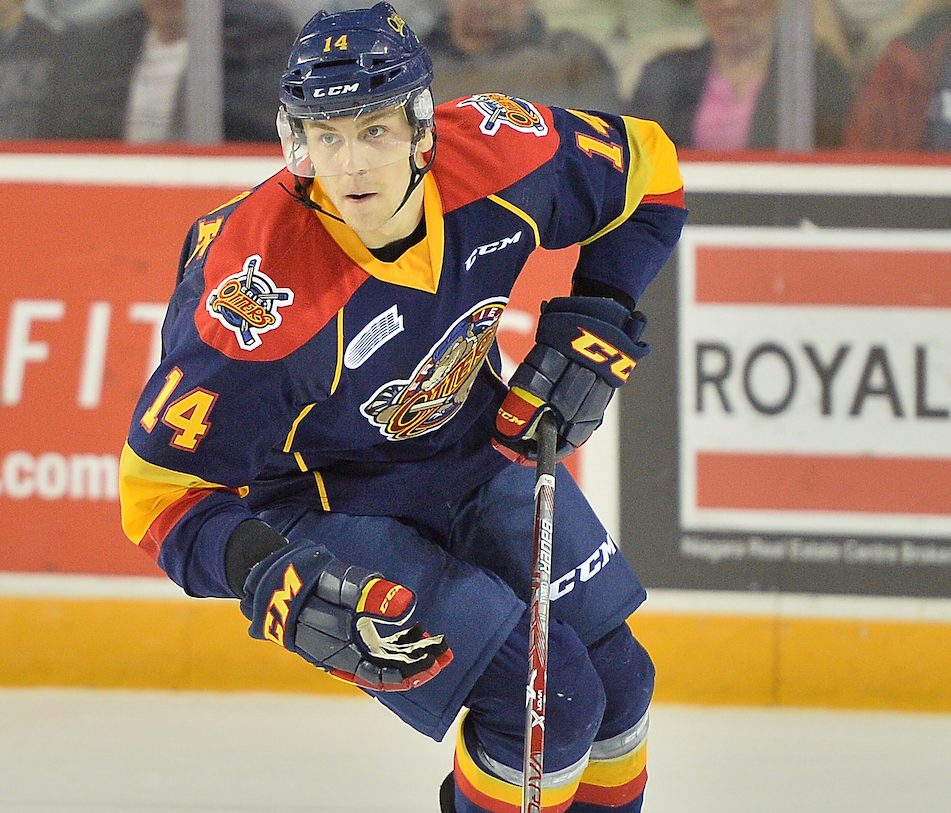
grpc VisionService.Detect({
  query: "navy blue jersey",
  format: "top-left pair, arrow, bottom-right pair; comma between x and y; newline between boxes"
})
119,96 -> 687,597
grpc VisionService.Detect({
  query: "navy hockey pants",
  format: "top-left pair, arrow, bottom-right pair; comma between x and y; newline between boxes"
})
256,461 -> 651,810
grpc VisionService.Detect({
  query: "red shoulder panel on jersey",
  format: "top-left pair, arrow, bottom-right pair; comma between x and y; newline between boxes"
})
433,96 -> 560,213
194,171 -> 369,361
139,488 -> 212,561
641,188 -> 686,208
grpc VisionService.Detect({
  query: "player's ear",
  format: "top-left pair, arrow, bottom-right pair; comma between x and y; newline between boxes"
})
416,127 -> 434,157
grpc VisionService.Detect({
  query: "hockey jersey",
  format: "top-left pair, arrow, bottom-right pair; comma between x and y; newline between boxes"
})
119,95 -> 687,598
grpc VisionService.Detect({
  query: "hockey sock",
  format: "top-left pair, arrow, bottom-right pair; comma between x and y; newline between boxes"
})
451,613 -> 607,812
569,711 -> 648,812
450,711 -> 586,813
569,625 -> 654,812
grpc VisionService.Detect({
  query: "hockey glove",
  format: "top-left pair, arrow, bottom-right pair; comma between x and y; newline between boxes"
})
240,540 -> 452,692
493,296 -> 650,464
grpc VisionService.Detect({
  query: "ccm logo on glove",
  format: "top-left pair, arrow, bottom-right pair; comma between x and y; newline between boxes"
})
497,408 -> 528,427
493,296 -> 650,464
570,328 -> 636,383
358,578 -> 412,617
243,541 -> 452,692
264,564 -> 302,646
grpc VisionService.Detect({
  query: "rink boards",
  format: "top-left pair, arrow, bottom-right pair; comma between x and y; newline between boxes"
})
1,146 -> 950,711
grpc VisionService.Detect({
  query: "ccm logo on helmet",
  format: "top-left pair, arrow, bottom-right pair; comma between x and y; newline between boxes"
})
570,328 -> 636,383
313,83 -> 359,98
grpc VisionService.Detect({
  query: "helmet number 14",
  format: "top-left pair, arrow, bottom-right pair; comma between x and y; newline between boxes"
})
323,35 -> 349,53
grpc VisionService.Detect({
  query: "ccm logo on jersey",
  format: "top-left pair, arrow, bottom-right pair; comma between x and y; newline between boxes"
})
264,564 -> 302,646
313,83 -> 359,98
551,533 -> 617,601
571,328 -> 636,383
465,230 -> 522,270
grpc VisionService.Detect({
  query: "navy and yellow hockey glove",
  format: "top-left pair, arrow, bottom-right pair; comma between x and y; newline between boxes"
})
240,540 -> 452,692
493,296 -> 650,464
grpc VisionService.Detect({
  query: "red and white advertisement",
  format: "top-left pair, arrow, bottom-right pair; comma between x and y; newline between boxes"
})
679,227 -> 951,538
0,150 -> 579,579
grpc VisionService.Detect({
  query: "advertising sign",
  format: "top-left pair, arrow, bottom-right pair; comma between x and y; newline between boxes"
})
623,162 -> 951,598
680,227 -> 951,562
0,154 -> 578,579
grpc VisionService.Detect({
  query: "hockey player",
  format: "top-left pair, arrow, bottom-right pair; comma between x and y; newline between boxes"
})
118,4 -> 687,812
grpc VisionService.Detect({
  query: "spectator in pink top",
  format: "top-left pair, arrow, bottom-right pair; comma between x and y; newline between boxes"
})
631,0 -> 853,149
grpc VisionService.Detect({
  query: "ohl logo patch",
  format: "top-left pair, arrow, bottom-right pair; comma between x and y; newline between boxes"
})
206,254 -> 294,351
457,93 -> 549,137
361,298 -> 508,441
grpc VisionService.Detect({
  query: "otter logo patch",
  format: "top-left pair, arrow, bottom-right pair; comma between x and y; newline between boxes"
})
361,298 -> 507,440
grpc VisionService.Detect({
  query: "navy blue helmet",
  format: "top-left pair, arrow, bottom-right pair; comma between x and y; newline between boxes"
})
277,3 -> 435,178
280,3 -> 433,123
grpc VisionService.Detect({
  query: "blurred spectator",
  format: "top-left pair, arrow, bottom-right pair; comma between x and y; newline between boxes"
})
631,0 -> 853,150
44,0 -> 296,142
272,0 -> 437,36
843,1 -> 951,149
535,0 -> 706,103
0,0 -> 59,138
827,0 -> 937,73
25,0 -> 134,25
424,0 -> 621,111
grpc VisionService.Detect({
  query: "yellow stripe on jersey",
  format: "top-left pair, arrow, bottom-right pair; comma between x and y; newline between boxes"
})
313,469 -> 330,511
313,469 -> 331,511
284,404 -> 316,453
331,307 -> 345,396
118,443 -> 247,545
291,451 -> 331,511
208,190 -> 251,215
310,173 -> 445,294
633,118 -> 684,196
579,116 -> 653,246
487,194 -> 541,248
285,409 -> 332,510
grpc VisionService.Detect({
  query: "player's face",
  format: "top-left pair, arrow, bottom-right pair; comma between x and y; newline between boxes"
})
304,107 -> 432,246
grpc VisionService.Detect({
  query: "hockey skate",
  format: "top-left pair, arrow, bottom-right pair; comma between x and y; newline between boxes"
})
439,773 -> 456,812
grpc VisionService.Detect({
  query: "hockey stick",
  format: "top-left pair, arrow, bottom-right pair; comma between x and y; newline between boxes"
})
522,409 -> 557,813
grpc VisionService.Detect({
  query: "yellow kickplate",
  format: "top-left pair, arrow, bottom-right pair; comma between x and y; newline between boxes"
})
4,596 -> 950,711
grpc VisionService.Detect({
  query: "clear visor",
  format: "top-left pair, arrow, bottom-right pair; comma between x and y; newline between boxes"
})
277,92 -> 434,179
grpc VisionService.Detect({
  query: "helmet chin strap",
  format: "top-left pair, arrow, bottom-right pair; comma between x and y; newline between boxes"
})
282,177 -> 347,223
390,125 -> 437,222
